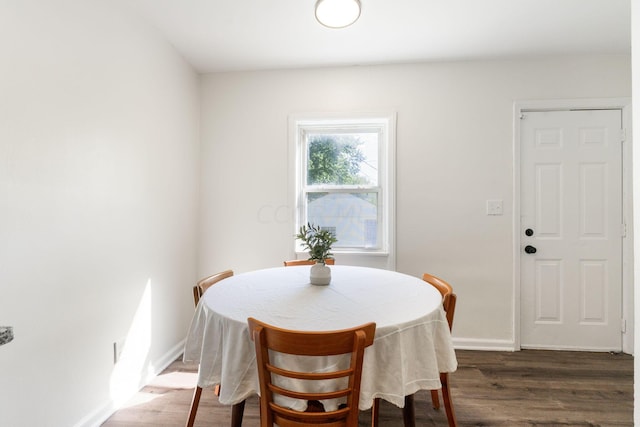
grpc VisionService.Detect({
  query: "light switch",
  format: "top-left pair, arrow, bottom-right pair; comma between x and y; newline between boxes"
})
486,200 -> 503,216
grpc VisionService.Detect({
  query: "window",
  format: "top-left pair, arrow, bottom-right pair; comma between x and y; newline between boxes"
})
290,113 -> 395,256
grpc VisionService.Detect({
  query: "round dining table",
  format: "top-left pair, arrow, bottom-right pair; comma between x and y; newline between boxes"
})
183,265 -> 457,414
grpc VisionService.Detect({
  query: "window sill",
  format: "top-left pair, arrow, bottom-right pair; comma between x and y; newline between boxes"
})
295,250 -> 389,257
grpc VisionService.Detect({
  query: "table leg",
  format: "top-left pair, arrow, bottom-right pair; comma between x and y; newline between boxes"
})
231,400 -> 246,427
402,394 -> 415,427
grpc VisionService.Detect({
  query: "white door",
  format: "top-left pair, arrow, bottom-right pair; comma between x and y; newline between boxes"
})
520,109 -> 623,351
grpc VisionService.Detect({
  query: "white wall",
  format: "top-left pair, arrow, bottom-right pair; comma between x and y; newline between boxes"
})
200,55 -> 631,349
0,1 -> 200,426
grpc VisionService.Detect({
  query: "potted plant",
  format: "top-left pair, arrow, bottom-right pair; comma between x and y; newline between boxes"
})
296,223 -> 337,285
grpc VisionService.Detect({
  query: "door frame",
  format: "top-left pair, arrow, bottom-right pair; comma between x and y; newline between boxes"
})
513,98 -> 633,354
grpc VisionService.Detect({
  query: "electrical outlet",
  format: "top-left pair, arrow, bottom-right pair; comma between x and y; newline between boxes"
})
113,338 -> 126,364
486,199 -> 503,216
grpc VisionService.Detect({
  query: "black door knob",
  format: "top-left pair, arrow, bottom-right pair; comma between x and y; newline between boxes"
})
524,245 -> 537,254
525,228 -> 534,236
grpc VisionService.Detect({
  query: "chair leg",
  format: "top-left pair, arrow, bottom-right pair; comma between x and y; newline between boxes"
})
430,389 -> 440,409
186,386 -> 202,427
440,373 -> 458,427
231,400 -> 246,427
402,394 -> 416,427
371,398 -> 380,427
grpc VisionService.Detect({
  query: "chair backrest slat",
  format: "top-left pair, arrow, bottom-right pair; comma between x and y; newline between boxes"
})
193,269 -> 234,307
422,272 -> 456,331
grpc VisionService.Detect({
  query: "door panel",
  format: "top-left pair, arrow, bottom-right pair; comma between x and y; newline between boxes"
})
536,164 -> 561,236
535,259 -> 562,322
520,109 -> 622,351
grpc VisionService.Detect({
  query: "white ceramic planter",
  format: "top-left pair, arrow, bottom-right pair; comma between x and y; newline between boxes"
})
310,262 -> 331,285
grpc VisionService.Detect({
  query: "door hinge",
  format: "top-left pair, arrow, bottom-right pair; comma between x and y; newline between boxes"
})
621,318 -> 627,333
622,223 -> 627,238
621,128 -> 626,142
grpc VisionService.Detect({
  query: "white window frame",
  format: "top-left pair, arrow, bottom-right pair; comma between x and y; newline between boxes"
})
289,112 -> 396,262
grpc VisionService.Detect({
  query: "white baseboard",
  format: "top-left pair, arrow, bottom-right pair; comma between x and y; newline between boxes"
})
73,339 -> 186,427
520,343 -> 622,352
452,337 -> 516,352
153,340 -> 187,374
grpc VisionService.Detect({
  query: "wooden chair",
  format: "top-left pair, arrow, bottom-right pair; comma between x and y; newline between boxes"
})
283,258 -> 335,266
187,269 -> 240,427
422,272 -> 457,427
371,272 -> 458,427
192,269 -> 234,307
248,317 -> 376,427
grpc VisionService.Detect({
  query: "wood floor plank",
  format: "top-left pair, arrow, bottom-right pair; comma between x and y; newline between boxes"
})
101,350 -> 633,427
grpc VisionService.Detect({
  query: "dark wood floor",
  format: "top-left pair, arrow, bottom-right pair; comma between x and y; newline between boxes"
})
101,349 -> 633,427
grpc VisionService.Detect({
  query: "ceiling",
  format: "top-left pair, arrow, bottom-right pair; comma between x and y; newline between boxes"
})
129,0 -> 631,73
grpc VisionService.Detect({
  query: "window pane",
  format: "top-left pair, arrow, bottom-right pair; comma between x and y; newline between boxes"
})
307,133 -> 378,186
306,192 -> 379,249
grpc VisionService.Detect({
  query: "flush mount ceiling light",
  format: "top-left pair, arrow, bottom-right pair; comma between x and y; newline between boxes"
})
315,0 -> 361,29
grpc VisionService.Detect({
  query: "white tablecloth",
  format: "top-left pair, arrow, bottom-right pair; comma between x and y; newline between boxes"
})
183,265 -> 457,410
